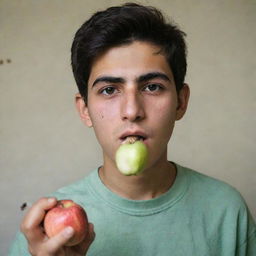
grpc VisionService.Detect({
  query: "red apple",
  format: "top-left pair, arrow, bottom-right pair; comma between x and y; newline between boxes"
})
44,199 -> 89,246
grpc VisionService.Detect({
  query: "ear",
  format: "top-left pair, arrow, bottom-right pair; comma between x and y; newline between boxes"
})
75,93 -> 92,127
176,84 -> 190,120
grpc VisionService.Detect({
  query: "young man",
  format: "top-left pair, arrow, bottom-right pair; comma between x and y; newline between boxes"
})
9,3 -> 255,255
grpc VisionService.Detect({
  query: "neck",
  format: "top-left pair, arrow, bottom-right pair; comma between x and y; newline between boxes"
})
98,154 -> 177,201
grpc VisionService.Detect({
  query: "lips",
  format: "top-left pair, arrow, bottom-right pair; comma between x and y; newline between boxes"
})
119,131 -> 148,142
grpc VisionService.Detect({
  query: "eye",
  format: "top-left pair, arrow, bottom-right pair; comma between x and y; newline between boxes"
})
143,83 -> 163,92
100,86 -> 117,95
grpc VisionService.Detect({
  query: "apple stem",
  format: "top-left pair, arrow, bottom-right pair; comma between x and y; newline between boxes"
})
57,201 -> 65,208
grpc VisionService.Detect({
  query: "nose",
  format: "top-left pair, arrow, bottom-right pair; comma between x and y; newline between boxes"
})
120,90 -> 145,122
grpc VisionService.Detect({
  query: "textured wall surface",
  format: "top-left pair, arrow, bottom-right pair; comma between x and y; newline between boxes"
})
1,0 -> 255,254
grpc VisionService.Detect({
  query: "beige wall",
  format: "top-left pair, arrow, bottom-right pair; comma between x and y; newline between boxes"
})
1,0 -> 255,254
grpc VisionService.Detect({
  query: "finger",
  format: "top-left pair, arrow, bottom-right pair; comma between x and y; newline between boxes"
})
87,223 -> 96,243
21,197 -> 57,242
78,223 -> 96,253
45,226 -> 75,253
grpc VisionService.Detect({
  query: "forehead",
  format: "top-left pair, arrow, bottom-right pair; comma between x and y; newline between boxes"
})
88,41 -> 173,85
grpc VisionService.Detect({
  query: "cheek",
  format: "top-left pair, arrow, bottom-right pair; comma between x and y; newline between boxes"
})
88,101 -> 120,142
88,102 -> 120,159
150,98 -> 177,141
89,100 -> 119,122
152,97 -> 177,123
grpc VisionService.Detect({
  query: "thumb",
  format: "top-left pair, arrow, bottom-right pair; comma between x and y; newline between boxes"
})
46,226 -> 74,253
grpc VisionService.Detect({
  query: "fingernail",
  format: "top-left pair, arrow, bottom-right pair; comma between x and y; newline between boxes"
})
64,226 -> 74,237
48,198 -> 56,203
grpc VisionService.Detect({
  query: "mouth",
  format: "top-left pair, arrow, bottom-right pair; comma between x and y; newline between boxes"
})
120,134 -> 147,144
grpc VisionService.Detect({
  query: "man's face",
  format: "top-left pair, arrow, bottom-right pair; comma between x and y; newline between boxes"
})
77,41 -> 189,170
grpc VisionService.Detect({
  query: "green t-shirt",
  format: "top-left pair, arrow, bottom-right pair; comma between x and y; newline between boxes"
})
9,164 -> 256,255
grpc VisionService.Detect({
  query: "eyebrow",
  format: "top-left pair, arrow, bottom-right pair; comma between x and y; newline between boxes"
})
91,71 -> 171,87
92,76 -> 125,87
136,72 -> 171,83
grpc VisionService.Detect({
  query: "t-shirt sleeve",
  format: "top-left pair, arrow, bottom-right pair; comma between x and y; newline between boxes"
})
236,230 -> 256,255
8,231 -> 30,256
236,205 -> 256,255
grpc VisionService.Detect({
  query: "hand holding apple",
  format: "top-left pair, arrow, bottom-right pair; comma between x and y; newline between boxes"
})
115,136 -> 148,176
44,199 -> 89,246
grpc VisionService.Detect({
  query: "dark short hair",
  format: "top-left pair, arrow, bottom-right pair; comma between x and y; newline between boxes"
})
71,2 -> 187,104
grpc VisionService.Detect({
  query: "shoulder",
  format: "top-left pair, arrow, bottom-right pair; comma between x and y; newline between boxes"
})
8,170 -> 99,255
177,164 -> 247,210
48,169 -> 98,202
178,164 -> 256,252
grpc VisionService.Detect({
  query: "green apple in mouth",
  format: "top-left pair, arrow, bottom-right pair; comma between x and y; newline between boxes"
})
115,136 -> 148,176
